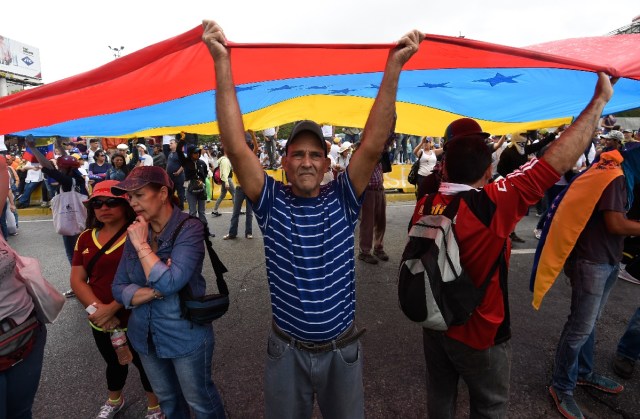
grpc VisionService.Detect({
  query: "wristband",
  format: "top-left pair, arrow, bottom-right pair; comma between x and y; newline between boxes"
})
137,245 -> 152,253
139,249 -> 153,259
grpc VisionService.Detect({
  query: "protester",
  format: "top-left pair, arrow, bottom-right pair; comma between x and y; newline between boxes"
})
166,138 -> 185,211
261,127 -> 278,169
177,142 -> 211,232
70,180 -> 163,419
111,166 -> 225,418
203,18 -> 422,417
612,307 -> 640,379
223,132 -> 257,240
407,73 -> 615,418
0,154 -> 47,419
88,150 -> 112,186
211,148 -> 234,217
413,136 -> 443,199
24,137 -> 88,264
152,144 -> 166,169
137,144 -> 153,167
105,147 -> 139,182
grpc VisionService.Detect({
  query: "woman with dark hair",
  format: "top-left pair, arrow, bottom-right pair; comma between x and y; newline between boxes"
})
112,166 -> 225,418
176,141 -> 211,234
70,180 -> 164,419
105,147 -> 139,182
88,150 -> 112,186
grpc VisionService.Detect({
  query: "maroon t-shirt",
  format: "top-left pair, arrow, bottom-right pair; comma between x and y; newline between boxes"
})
72,229 -> 130,326
572,175 -> 627,264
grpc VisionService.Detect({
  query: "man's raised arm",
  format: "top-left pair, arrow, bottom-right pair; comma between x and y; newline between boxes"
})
542,73 -> 617,173
347,30 -> 423,197
202,20 -> 265,202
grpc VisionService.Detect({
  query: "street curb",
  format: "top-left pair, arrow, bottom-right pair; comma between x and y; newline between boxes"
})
17,192 -> 417,217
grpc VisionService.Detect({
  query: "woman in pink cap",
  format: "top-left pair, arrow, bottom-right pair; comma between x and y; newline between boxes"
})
70,180 -> 163,419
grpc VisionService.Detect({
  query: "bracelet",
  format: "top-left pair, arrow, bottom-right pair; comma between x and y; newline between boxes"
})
137,245 -> 152,254
138,249 -> 154,260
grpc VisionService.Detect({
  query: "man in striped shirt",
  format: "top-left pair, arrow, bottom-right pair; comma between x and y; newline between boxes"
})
202,19 -> 423,418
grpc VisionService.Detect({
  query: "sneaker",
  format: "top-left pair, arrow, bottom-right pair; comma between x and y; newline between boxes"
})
223,234 -> 236,240
358,253 -> 378,264
374,249 -> 389,261
533,229 -> 542,240
63,289 -> 76,298
145,406 -> 165,419
577,372 -> 624,394
211,211 -> 221,217
96,397 -> 124,419
618,269 -> 640,285
245,234 -> 253,239
40,201 -> 48,207
509,232 -> 526,243
549,386 -> 584,419
612,355 -> 635,379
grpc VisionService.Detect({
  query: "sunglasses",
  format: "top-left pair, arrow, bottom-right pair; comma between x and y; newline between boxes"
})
90,198 -> 123,209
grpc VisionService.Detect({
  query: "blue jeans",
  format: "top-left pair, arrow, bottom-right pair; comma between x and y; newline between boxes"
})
423,329 -> 511,418
170,173 -> 185,211
0,322 -> 47,419
62,234 -> 79,265
552,258 -> 619,395
617,307 -> 640,361
214,179 -> 235,212
186,190 -> 208,228
228,186 -> 253,237
138,337 -> 225,419
18,181 -> 41,206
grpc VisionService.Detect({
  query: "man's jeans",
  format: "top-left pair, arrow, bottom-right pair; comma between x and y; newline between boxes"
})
186,190 -> 208,228
552,258 -> 619,396
62,234 -> 79,264
423,329 -> 511,418
264,136 -> 277,169
617,307 -> 640,361
265,328 -> 364,419
228,185 -> 253,237
214,179 -> 235,212
18,181 -> 41,206
138,337 -> 225,419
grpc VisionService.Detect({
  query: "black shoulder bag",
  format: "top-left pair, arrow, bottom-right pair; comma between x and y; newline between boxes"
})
170,217 -> 229,324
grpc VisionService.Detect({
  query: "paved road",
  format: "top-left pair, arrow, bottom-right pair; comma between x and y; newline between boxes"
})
11,202 -> 640,418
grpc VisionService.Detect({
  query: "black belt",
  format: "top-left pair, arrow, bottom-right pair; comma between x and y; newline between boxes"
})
272,322 -> 366,354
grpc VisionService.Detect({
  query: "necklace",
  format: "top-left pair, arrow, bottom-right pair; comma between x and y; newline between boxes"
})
151,220 -> 169,236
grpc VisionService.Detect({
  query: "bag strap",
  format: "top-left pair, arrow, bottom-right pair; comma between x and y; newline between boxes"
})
170,216 -> 229,298
420,191 -> 506,294
85,221 -> 131,277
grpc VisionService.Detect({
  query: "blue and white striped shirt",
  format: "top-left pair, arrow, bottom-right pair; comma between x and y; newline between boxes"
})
253,171 -> 363,342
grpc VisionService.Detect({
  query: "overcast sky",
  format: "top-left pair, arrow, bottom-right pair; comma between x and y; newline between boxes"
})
1,0 -> 637,84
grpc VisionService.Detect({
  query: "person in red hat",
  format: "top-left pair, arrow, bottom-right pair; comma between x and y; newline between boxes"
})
24,137 -> 90,299
408,74 -> 616,418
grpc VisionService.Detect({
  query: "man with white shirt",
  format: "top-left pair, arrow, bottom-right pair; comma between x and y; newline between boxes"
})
262,127 -> 278,169
16,161 -> 43,208
136,144 -> 153,166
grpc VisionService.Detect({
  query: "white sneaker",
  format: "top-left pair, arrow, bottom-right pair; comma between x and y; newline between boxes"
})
96,396 -> 124,419
618,269 -> 640,285
533,229 -> 542,240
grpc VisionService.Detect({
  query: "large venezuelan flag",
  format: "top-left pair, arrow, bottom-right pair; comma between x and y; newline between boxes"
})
0,26 -> 638,138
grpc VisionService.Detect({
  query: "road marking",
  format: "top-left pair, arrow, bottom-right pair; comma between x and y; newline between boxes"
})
18,219 -> 53,223
512,249 -> 537,254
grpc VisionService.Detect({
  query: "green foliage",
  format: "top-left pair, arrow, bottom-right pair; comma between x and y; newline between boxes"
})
618,108 -> 640,117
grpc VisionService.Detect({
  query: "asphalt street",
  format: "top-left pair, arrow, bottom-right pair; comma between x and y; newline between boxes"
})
11,201 -> 640,419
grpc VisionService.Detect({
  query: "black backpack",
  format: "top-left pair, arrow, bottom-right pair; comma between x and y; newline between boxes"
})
398,193 -> 505,330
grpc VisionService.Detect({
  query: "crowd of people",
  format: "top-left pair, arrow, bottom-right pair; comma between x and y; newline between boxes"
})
1,18 -> 640,419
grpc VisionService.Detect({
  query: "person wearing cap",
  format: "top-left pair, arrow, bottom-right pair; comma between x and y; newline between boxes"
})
111,166 -> 225,417
166,138 -> 185,211
203,19 -> 423,417
329,136 -> 341,161
407,73 -> 616,418
622,129 -> 634,143
332,141 -> 352,177
177,141 -> 211,232
24,136 -> 90,297
70,180 -> 164,419
137,144 -> 154,167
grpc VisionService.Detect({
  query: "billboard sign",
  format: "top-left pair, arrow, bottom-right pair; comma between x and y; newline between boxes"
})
0,34 -> 42,83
